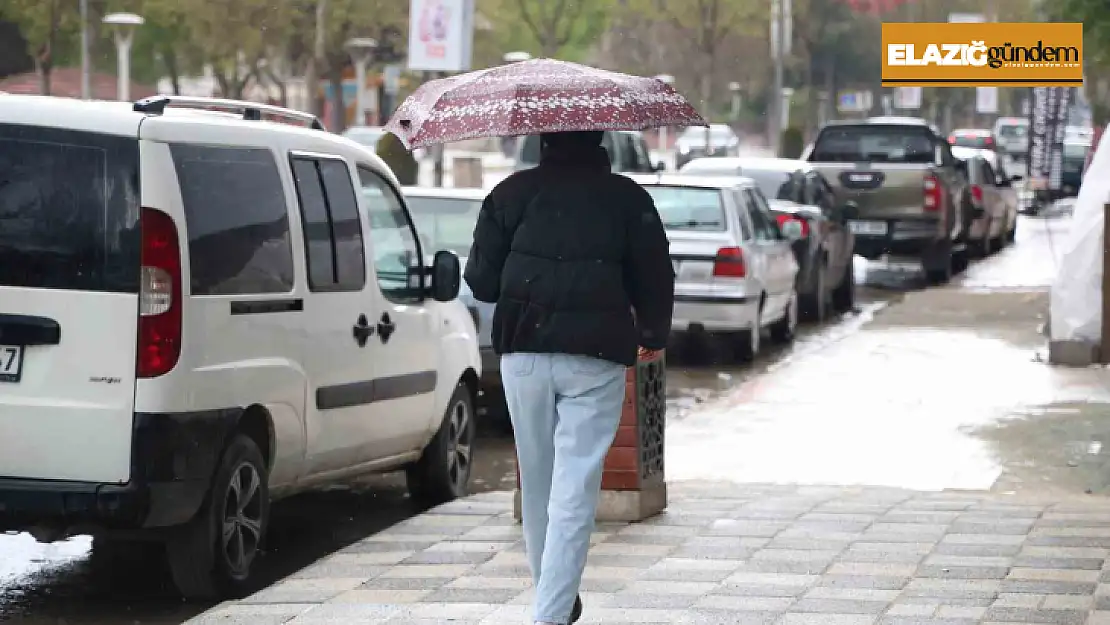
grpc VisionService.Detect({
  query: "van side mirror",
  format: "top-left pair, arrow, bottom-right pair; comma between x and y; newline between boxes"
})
429,250 -> 461,302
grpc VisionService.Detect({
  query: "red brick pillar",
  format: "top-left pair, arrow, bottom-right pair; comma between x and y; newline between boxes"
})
512,351 -> 667,523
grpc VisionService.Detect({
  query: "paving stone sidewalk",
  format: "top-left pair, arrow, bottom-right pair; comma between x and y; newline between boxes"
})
188,482 -> 1110,625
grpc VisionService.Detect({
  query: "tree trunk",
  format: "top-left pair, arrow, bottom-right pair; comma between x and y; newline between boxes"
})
36,59 -> 52,96
328,69 -> 345,132
163,51 -> 182,95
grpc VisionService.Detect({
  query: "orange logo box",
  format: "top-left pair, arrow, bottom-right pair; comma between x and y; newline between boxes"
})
881,22 -> 1083,87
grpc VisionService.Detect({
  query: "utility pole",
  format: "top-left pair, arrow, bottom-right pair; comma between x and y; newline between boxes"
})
770,0 -> 785,155
80,0 -> 90,99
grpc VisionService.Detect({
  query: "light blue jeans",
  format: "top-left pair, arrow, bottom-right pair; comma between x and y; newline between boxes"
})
502,352 -> 627,625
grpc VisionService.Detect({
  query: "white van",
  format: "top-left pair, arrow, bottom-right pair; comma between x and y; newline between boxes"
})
0,95 -> 481,598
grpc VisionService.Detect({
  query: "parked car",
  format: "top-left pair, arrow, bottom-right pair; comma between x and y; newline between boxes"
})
948,128 -> 997,152
674,123 -> 741,169
625,174 -> 799,361
803,117 -> 969,284
401,186 -> 506,421
954,154 -> 1019,256
0,94 -> 481,599
515,130 -> 661,173
677,157 -> 857,321
992,117 -> 1030,156
1061,140 -> 1092,198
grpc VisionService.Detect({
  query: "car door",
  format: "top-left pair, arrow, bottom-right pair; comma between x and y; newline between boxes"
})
358,166 -> 439,455
744,186 -> 796,319
290,154 -> 381,474
808,172 -> 851,282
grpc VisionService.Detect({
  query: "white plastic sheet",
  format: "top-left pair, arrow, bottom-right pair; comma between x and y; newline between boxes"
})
1049,124 -> 1110,342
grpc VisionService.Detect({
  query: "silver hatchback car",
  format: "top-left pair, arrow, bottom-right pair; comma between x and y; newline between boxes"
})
626,174 -> 800,361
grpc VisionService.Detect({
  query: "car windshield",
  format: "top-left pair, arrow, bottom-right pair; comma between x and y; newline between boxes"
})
811,125 -> 935,163
680,126 -> 735,143
1064,143 -> 1090,160
998,124 -> 1029,139
644,186 -> 726,231
404,194 -> 483,257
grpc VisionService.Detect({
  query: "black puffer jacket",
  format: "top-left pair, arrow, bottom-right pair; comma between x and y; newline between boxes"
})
464,140 -> 674,367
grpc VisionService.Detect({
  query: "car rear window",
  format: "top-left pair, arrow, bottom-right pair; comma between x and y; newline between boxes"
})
0,124 -> 140,293
950,134 -> 992,149
810,125 -> 935,163
405,195 -> 483,258
644,186 -> 726,231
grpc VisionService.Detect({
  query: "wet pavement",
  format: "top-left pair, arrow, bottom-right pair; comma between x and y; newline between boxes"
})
2,212 -> 1098,624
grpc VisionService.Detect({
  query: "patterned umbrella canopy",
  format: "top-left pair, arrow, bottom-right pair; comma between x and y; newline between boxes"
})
384,58 -> 707,149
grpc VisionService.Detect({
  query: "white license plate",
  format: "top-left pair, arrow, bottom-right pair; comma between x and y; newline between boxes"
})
848,220 -> 888,236
0,344 -> 24,383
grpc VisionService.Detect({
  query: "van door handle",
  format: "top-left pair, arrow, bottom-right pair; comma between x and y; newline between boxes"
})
377,312 -> 395,344
352,314 -> 374,347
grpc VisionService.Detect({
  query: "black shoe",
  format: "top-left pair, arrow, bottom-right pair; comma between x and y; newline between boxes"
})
570,594 -> 582,623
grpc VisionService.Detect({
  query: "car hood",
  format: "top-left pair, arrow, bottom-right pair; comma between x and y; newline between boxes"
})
455,258 -> 495,348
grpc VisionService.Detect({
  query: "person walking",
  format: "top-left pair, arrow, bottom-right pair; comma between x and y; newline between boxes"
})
464,130 -> 674,625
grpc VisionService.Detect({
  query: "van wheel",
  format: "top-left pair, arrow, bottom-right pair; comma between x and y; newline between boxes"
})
407,383 -> 475,506
923,243 -> 953,285
166,435 -> 269,600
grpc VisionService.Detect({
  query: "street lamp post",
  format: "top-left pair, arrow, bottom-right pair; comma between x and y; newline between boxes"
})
345,37 -> 378,127
654,74 -> 675,160
80,0 -> 90,99
102,13 -> 145,101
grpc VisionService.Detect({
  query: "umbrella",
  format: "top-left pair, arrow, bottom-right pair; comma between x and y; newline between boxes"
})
385,58 -> 707,150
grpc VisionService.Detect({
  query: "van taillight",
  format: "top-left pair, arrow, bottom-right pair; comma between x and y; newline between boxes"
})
970,184 -> 984,205
923,175 -> 942,212
712,247 -> 746,278
137,208 -> 182,378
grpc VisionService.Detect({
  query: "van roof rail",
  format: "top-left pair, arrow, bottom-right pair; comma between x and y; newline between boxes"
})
133,95 -> 326,131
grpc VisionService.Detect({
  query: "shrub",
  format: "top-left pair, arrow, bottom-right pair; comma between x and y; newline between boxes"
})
780,127 -> 805,159
376,132 -> 418,185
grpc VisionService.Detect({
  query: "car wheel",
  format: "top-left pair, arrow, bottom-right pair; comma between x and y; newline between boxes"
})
769,294 -> 797,344
1006,221 -> 1017,244
973,231 -> 993,258
799,264 -> 827,322
831,256 -> 856,312
735,304 -> 762,362
407,382 -> 476,506
166,434 -> 269,600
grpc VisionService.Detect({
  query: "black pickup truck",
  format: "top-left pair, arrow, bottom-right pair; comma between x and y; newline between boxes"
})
802,117 -> 968,284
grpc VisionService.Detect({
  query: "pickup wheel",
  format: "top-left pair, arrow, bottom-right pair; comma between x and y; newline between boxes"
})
831,257 -> 856,312
923,243 -> 953,285
407,383 -> 475,506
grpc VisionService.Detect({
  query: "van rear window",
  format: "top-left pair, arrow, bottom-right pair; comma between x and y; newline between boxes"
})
0,124 -> 140,293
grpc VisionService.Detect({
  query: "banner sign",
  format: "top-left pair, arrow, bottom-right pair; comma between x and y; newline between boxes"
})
407,0 -> 475,72
1027,87 -> 1072,191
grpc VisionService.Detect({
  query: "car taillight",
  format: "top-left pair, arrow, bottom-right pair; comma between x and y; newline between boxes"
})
774,214 -> 810,238
137,208 -> 182,378
948,134 -> 957,145
923,175 -> 942,212
970,184 -> 983,205
712,247 -> 746,278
